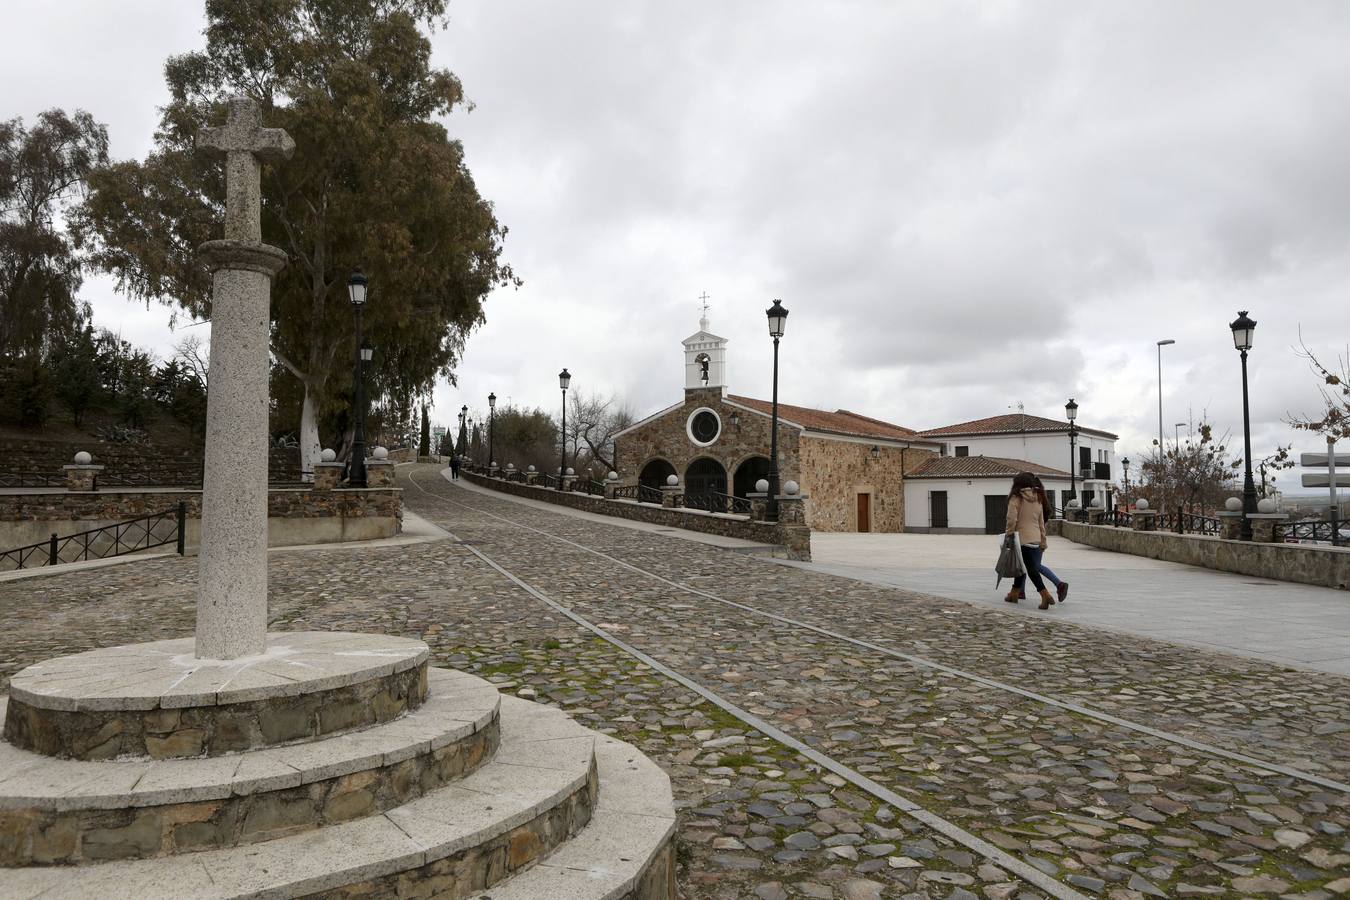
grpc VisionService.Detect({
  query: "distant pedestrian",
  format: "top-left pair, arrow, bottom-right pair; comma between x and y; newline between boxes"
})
1003,472 -> 1055,610
449,455 -> 461,480
1033,476 -> 1069,602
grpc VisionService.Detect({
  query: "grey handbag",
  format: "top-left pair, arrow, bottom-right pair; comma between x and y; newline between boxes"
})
994,533 -> 1025,587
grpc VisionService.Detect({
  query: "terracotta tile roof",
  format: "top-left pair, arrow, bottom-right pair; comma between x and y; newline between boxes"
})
919,413 -> 1118,440
726,395 -> 927,443
906,455 -> 1072,479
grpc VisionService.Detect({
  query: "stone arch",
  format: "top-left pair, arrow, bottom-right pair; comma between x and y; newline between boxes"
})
732,455 -> 771,498
685,457 -> 728,496
638,458 -> 677,489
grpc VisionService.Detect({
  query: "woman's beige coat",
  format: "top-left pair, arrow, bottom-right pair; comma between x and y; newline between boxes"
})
1005,488 -> 1049,548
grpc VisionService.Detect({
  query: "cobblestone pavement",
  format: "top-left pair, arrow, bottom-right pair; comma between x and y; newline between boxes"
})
0,464 -> 1346,899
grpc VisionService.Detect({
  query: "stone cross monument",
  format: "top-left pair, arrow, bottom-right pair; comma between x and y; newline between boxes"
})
195,97 -> 294,659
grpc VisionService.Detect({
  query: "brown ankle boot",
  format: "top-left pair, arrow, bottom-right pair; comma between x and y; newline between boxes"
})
1038,590 -> 1053,610
1004,590 -> 1020,603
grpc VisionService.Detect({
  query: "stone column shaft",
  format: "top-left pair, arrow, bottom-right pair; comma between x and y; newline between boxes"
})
195,263 -> 275,659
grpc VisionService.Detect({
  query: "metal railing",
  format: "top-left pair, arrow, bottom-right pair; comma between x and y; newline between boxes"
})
0,473 -> 67,488
681,490 -> 753,515
612,484 -> 639,500
1282,520 -> 1345,544
1100,509 -> 1133,528
575,480 -> 606,497
0,503 -> 187,572
1155,509 -> 1220,536
637,484 -> 664,504
535,473 -> 559,489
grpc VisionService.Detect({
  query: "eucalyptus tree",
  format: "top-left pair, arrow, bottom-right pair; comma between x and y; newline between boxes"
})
75,0 -> 516,473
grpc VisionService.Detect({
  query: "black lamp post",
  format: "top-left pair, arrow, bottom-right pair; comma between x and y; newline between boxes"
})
458,405 -> 466,456
1121,456 -> 1131,506
558,368 -> 571,491
488,392 -> 496,473
348,269 -> 370,487
766,299 -> 788,521
1230,310 -> 1258,541
1065,398 -> 1079,518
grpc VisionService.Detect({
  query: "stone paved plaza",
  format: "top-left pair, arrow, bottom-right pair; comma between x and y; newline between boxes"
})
2,463 -> 1348,899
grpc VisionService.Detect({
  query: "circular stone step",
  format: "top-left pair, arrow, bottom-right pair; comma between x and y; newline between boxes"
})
0,668 -> 499,866
3,632 -> 429,760
4,696 -> 606,899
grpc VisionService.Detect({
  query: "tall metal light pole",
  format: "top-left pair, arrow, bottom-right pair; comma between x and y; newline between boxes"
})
458,405 -> 466,456
488,392 -> 496,472
1122,456 -> 1131,507
1174,422 -> 1186,450
766,300 -> 788,522
1065,398 -> 1079,515
348,269 -> 369,487
558,368 -> 571,490
1230,311 -> 1258,541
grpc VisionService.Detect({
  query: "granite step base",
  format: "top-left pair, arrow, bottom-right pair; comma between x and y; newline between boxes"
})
0,668 -> 499,865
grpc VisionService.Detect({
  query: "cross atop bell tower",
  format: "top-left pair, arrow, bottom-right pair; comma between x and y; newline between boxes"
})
683,292 -> 728,394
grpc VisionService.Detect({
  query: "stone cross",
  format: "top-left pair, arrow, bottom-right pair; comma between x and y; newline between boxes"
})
199,97 -> 294,243
194,97 -> 293,660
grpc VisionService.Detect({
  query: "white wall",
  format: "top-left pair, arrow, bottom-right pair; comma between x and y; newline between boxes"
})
941,433 -> 1115,478
904,476 -> 1075,532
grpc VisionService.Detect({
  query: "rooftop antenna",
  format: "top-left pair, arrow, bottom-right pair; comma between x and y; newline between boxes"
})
1009,401 -> 1026,432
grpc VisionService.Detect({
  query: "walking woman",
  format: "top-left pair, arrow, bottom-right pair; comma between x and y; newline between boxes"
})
1033,476 -> 1069,602
1004,472 -> 1055,610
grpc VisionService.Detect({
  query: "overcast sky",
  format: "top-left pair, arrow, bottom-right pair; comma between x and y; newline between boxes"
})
6,1 -> 1347,491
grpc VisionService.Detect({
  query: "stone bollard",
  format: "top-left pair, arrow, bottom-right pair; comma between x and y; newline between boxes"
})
1131,510 -> 1157,532
1217,511 -> 1243,540
661,486 -> 682,508
365,459 -> 395,488
63,452 -> 104,492
1246,513 -> 1287,543
560,475 -> 576,492
1086,508 -> 1104,526
746,491 -> 768,521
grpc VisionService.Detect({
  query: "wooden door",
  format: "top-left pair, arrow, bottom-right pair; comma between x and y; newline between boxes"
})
857,493 -> 871,532
984,495 -> 1008,535
930,491 -> 948,529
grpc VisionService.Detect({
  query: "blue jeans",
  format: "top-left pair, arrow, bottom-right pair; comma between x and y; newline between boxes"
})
1039,561 -> 1061,588
1012,544 -> 1047,593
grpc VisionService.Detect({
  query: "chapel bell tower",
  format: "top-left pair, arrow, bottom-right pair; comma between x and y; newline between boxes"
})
682,300 -> 728,394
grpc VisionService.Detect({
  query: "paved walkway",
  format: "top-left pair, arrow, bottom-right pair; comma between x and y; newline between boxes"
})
800,533 -> 1350,676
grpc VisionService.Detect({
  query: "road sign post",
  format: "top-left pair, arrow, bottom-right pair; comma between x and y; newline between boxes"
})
1301,440 -> 1348,547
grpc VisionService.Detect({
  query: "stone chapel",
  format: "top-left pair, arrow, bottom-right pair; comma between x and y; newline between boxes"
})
612,313 -> 942,532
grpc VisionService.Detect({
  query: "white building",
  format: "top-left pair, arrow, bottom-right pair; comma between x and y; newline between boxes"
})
902,413 -> 1119,534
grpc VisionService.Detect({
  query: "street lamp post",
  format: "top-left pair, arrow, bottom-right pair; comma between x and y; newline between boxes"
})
488,392 -> 496,473
1122,456 -> 1131,507
766,300 -> 788,522
1174,422 -> 1187,451
458,405 -> 466,457
1230,311 -> 1258,541
558,368 -> 571,491
348,269 -> 370,488
1065,398 -> 1079,517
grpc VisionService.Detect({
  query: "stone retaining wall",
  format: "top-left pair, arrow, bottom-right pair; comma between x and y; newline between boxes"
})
0,487 -> 402,551
463,472 -> 811,560
1059,521 -> 1349,590
0,437 -> 300,482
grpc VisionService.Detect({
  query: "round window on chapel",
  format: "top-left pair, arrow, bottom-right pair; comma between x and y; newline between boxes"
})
691,410 -> 720,444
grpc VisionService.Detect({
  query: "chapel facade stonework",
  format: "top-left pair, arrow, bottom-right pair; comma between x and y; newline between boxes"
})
612,315 -> 938,533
